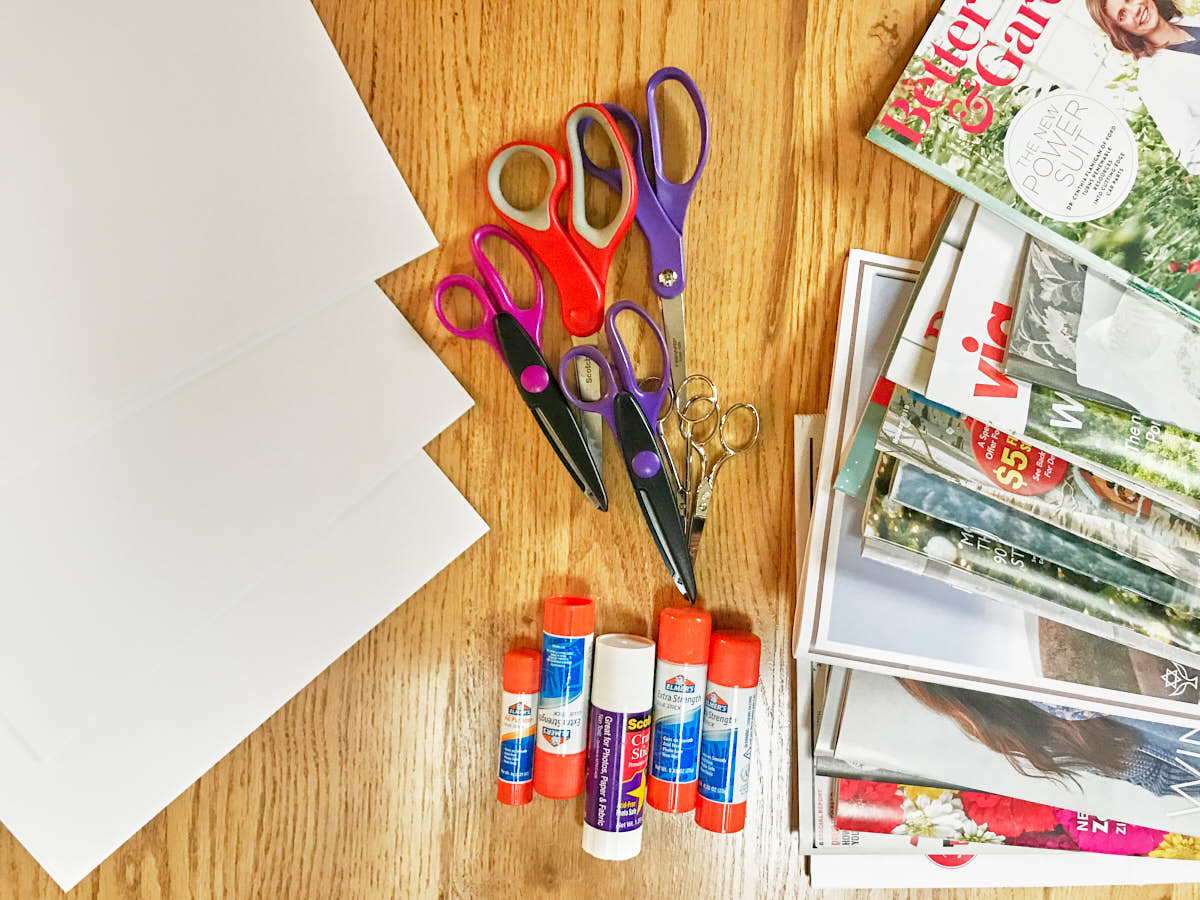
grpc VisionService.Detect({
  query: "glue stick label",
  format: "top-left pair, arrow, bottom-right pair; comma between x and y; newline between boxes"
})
498,690 -> 537,784
697,684 -> 756,805
537,633 -> 593,755
650,660 -> 706,784
585,707 -> 652,834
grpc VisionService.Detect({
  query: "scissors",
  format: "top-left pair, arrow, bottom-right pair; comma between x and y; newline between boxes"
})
678,390 -> 759,558
486,103 -> 639,472
559,300 -> 698,601
434,224 -> 608,511
578,67 -> 710,393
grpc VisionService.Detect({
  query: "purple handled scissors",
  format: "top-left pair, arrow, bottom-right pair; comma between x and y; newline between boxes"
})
578,67 -> 710,393
559,300 -> 698,601
434,225 -> 608,510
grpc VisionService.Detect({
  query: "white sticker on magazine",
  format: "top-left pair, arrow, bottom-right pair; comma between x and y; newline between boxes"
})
1003,91 -> 1137,223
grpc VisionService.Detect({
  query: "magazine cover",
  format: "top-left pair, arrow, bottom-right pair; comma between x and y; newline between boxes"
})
864,454 -> 1200,662
888,459 -> 1200,614
836,777 -> 1200,859
878,384 -> 1200,582
868,0 -> 1200,325
829,668 -> 1200,834
1007,240 -> 1129,403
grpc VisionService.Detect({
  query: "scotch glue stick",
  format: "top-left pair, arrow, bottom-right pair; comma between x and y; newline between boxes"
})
583,634 -> 655,860
648,606 -> 711,813
534,595 -> 595,799
695,630 -> 760,834
497,648 -> 540,806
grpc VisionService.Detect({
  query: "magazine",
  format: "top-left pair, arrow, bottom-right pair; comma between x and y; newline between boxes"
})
888,460 -> 1200,615
800,249 -> 1200,723
878,385 -> 1200,583
1007,240 -> 1129,405
827,668 -> 1200,834
868,0 -> 1200,326
863,454 -> 1200,664
836,777 -> 1200,860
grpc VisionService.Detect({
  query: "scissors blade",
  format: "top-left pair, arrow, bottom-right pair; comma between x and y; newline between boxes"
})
613,392 -> 697,601
495,315 -> 608,510
658,294 -> 687,394
570,334 -> 606,471
688,476 -> 714,558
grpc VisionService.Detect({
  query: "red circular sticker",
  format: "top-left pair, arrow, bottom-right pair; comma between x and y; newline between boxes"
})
968,419 -> 1067,496
927,854 -> 975,869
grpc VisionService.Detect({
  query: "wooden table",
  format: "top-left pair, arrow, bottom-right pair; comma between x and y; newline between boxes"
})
2,1 -> 1190,897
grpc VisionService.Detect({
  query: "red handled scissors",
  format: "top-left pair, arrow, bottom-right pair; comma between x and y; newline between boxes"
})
486,103 -> 639,473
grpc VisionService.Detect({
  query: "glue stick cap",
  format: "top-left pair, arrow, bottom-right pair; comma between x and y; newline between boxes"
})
707,630 -> 760,688
656,606 -> 711,665
502,648 -> 541,694
544,595 -> 594,637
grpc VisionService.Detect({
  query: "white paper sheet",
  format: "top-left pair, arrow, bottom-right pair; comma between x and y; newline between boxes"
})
0,451 -> 487,891
0,284 -> 471,760
0,0 -> 437,481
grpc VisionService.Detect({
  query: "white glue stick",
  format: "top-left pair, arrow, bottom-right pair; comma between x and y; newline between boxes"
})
582,634 -> 655,860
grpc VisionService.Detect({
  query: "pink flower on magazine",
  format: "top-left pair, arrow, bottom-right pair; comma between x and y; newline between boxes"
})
959,791 -> 1056,838
1053,809 -> 1166,856
836,780 -> 903,833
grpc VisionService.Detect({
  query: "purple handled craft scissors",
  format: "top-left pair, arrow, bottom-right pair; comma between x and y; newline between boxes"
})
578,67 -> 710,394
559,300 -> 698,601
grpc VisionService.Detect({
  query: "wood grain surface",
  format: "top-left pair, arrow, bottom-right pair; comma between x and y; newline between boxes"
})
1,1 -> 1192,898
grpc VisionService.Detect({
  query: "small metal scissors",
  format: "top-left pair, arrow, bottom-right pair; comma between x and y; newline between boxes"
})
559,300 -> 697,601
434,224 -> 608,511
486,103 -> 639,473
676,381 -> 759,558
578,67 -> 710,394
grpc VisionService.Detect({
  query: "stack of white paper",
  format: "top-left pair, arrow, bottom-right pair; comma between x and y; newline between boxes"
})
0,1 -> 485,889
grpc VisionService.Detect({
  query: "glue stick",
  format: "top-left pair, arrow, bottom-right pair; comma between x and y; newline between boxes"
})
534,595 -> 595,799
694,630 -> 760,834
497,648 -> 540,806
647,606 -> 711,813
582,634 -> 655,860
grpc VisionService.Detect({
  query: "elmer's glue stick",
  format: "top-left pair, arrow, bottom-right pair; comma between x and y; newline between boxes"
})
497,648 -> 540,806
695,630 -> 760,834
647,606 -> 711,813
582,634 -> 654,860
534,596 -> 595,799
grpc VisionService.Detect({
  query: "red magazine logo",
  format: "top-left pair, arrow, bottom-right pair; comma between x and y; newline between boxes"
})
926,854 -> 975,869
962,300 -> 1017,399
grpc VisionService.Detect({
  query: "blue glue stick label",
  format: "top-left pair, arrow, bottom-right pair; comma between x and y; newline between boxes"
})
584,706 -> 652,834
537,633 -> 593,755
498,690 -> 537,784
698,683 -> 756,805
650,660 -> 706,784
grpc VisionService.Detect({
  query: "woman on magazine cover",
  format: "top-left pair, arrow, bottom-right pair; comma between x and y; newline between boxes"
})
1088,0 -> 1200,173
902,679 -> 1193,797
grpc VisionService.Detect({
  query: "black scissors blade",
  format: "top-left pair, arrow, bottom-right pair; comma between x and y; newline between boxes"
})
494,313 -> 608,511
612,392 -> 697,601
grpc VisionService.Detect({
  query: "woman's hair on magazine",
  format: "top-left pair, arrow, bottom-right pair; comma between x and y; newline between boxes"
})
899,678 -> 1139,783
1087,0 -> 1183,58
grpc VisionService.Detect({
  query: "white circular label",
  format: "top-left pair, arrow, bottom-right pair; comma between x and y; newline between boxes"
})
1003,90 -> 1137,223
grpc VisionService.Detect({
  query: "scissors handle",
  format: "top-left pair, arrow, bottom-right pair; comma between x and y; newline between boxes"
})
562,103 -> 638,292
645,67 -> 710,228
433,273 -> 502,355
605,300 -> 671,426
486,142 -> 605,338
558,343 -> 619,425
469,225 -> 545,346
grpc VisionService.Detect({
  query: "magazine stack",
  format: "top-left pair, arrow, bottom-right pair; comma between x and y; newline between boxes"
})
796,0 -> 1200,889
